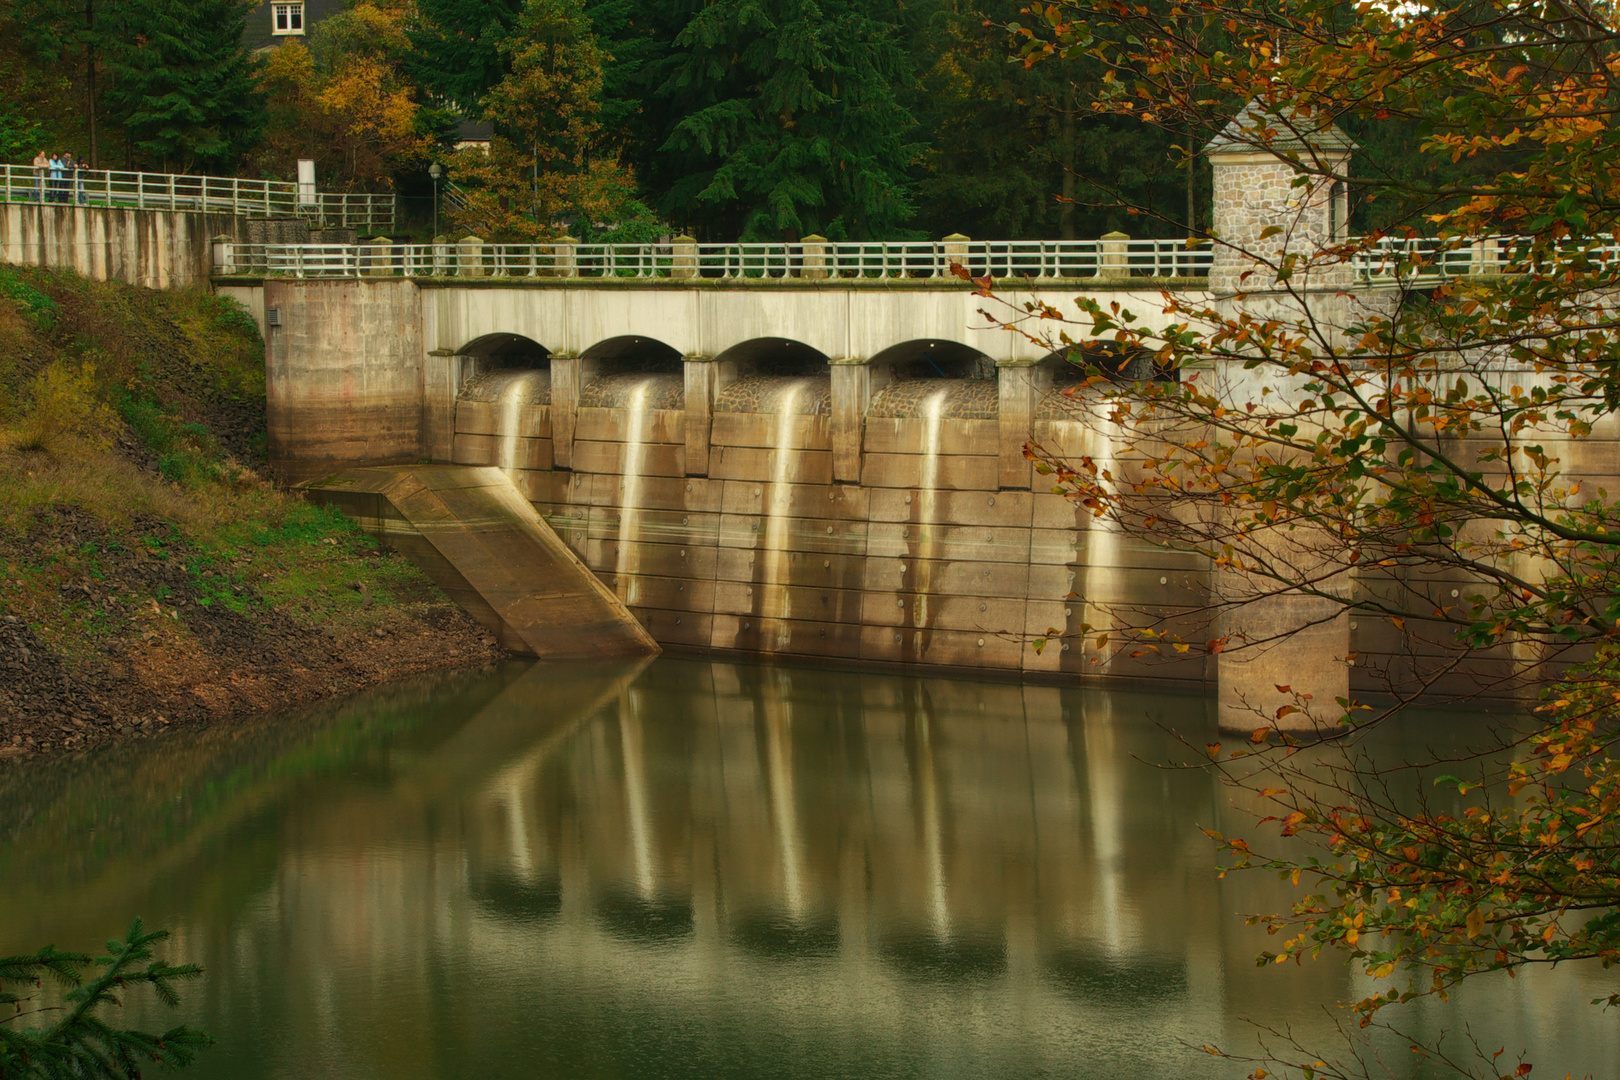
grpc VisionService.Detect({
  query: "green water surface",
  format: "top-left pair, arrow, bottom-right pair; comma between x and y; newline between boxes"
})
0,658 -> 1614,1079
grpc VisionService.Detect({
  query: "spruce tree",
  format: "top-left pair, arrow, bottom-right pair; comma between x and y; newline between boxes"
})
100,0 -> 265,174
907,0 -> 1202,240
645,0 -> 921,241
0,920 -> 211,1078
405,0 -> 526,115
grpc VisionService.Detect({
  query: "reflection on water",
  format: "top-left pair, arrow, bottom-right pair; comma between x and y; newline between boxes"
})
1,659 -> 1617,1079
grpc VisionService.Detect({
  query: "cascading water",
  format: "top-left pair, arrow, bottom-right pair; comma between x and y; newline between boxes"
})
495,370 -> 546,476
760,381 -> 809,647
1080,400 -> 1125,672
614,380 -> 654,605
909,386 -> 953,645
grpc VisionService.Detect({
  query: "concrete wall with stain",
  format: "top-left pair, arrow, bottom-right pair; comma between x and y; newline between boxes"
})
0,204 -> 239,289
257,276 -> 1598,717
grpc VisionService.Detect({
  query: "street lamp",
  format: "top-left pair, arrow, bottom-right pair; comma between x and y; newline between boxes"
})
428,161 -> 442,239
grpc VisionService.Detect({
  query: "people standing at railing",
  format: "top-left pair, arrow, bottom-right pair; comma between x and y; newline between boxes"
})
61,154 -> 76,205
68,154 -> 86,204
31,150 -> 48,202
48,153 -> 65,203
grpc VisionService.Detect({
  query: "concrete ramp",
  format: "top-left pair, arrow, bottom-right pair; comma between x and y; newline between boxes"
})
305,465 -> 659,660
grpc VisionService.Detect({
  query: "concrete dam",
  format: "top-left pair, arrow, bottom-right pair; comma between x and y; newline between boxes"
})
233,273 -> 1229,690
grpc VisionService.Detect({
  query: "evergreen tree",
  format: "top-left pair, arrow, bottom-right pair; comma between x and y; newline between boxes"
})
2,0 -> 110,166
405,0 -> 525,116
908,0 -> 1205,240
100,0 -> 265,174
645,0 -> 922,241
0,920 -> 211,1078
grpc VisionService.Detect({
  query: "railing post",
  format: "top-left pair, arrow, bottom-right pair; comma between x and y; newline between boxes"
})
671,234 -> 697,279
458,235 -> 486,277
211,236 -> 235,275
553,234 -> 577,277
942,232 -> 970,278
1100,231 -> 1130,278
1471,236 -> 1499,275
362,236 -> 398,277
800,234 -> 828,279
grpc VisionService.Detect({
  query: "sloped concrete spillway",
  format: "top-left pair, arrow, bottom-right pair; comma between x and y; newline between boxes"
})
305,464 -> 659,660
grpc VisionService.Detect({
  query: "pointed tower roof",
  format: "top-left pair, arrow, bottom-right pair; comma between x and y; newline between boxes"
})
1204,99 -> 1356,155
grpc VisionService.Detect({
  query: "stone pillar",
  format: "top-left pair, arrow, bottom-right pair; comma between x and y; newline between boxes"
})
431,234 -> 452,276
942,232 -> 970,277
364,236 -> 397,277
996,359 -> 1051,490
1471,235 -> 1500,275
549,353 -> 597,470
830,357 -> 885,483
1100,232 -> 1130,278
1215,524 -> 1354,735
552,234 -> 578,278
683,354 -> 735,476
458,235 -> 486,277
671,234 -> 697,279
212,235 -> 235,275
423,347 -> 460,462
800,234 -> 829,280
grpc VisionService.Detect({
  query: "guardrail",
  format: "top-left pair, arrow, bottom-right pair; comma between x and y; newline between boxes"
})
1,164 -> 395,231
1347,235 -> 1619,281
214,237 -> 1217,280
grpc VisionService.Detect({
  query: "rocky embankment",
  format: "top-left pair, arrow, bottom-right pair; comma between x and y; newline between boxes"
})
0,267 -> 503,761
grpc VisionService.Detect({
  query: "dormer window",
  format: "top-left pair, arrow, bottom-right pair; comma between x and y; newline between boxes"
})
272,2 -> 304,34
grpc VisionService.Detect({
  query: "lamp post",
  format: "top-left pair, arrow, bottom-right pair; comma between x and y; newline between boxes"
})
428,161 -> 442,239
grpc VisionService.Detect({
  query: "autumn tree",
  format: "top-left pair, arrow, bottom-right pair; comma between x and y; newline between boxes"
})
446,0 -> 655,242
253,0 -> 441,191
993,0 -> 1620,1073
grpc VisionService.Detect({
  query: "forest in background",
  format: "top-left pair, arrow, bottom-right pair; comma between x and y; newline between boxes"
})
0,0 -> 1448,242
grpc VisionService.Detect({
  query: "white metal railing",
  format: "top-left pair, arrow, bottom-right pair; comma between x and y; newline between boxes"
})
0,163 -> 395,230
1349,235 -> 1620,282
216,237 -> 1217,280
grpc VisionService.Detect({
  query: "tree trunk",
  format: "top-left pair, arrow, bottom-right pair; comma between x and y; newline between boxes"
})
86,0 -> 97,168
1059,89 -> 1076,240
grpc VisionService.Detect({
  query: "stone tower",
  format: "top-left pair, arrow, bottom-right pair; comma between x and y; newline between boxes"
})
1205,100 -> 1355,292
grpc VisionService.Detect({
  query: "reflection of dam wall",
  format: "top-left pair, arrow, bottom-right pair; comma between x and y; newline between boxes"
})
16,660 -> 1613,1078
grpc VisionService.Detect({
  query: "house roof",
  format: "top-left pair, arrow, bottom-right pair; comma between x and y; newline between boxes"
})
1204,99 -> 1356,155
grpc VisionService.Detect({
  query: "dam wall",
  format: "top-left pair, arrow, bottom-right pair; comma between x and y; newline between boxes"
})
0,203 -> 243,289
246,275 -> 1569,706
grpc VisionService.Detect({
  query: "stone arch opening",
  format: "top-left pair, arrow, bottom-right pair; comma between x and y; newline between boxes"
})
581,335 -> 684,374
712,338 -> 832,415
1040,340 -> 1174,386
869,339 -> 995,382
712,337 -> 831,376
457,333 -> 552,403
460,332 -> 549,370
579,336 -> 686,409
867,339 -> 999,420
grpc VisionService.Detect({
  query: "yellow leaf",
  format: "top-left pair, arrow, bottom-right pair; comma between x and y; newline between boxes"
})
1466,908 -> 1485,938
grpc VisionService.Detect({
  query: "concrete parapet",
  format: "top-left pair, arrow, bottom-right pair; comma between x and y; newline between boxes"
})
0,203 -> 241,288
1100,232 -> 1130,278
458,235 -> 486,277
672,234 -> 697,279
800,234 -> 828,280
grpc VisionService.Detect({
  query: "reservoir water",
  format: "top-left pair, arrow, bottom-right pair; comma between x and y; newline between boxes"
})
2,658 -> 1616,1078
